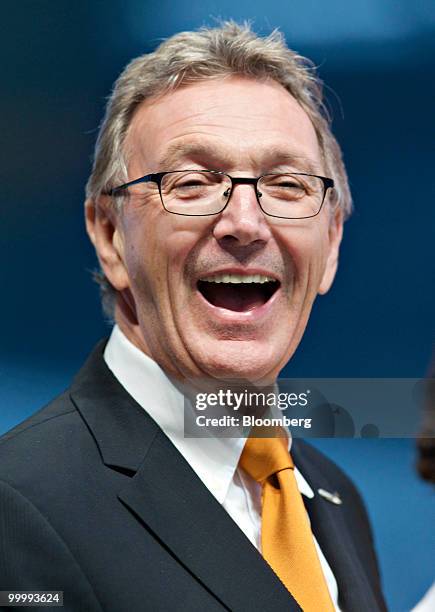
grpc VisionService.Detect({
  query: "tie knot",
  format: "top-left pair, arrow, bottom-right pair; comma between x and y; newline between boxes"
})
239,431 -> 293,483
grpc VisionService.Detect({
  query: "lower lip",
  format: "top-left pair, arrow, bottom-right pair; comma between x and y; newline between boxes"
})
195,286 -> 281,324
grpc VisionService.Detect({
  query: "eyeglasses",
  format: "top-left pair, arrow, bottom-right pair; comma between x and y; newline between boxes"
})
105,170 -> 334,219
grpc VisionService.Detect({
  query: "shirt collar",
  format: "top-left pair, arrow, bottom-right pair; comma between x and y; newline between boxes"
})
104,325 -> 314,502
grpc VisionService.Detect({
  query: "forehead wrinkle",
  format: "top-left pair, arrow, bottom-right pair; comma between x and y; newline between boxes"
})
157,139 -> 236,171
157,138 -> 323,175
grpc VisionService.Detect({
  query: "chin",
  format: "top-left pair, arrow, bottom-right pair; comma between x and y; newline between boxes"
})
191,340 -> 286,384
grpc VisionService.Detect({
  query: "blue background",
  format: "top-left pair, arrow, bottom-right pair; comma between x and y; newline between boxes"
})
1,2 -> 434,610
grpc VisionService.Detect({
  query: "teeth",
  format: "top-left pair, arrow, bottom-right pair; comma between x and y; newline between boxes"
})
199,273 -> 276,284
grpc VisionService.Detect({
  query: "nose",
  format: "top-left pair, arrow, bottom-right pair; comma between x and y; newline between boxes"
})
212,181 -> 272,248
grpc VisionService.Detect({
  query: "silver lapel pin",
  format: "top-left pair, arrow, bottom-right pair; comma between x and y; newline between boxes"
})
317,488 -> 342,505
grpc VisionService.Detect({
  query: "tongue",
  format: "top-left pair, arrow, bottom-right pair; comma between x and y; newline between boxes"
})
200,283 -> 266,312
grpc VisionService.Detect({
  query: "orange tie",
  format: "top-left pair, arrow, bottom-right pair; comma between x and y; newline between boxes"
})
239,433 -> 335,611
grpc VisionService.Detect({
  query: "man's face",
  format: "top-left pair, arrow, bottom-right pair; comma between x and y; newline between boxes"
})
91,76 -> 342,383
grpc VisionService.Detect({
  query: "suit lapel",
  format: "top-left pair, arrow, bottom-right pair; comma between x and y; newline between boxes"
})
119,428 -> 300,612
71,342 -> 300,612
291,441 -> 384,612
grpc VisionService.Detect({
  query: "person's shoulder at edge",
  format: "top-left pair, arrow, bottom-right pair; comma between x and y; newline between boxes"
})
0,391 -> 74,443
0,339 -> 108,477
0,390 -> 85,485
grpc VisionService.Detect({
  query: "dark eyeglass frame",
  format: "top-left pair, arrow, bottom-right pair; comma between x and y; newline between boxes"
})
103,170 -> 334,219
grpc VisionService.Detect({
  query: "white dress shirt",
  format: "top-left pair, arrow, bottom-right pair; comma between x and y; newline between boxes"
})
104,325 -> 341,610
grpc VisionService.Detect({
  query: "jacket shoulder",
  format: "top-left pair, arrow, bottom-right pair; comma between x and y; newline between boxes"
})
0,390 -> 91,489
0,391 -> 76,445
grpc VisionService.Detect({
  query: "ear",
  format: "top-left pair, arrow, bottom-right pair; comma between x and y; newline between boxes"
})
85,197 -> 130,292
318,207 -> 344,295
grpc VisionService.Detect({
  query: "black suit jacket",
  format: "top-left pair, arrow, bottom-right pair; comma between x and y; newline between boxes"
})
0,342 -> 387,611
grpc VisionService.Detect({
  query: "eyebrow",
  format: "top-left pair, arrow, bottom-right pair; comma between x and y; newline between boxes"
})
157,140 -> 323,175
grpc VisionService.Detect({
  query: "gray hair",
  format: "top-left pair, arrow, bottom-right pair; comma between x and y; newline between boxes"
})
86,21 -> 352,318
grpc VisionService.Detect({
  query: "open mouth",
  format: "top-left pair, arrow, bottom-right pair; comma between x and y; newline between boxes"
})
197,274 -> 280,313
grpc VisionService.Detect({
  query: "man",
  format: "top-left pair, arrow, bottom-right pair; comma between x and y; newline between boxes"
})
0,22 -> 387,611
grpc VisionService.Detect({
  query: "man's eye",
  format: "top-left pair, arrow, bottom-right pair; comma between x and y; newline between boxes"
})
176,180 -> 206,188
268,182 -> 306,193
274,181 -> 304,189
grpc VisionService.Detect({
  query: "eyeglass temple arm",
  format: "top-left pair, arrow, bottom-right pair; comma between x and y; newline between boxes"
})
101,173 -> 163,196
